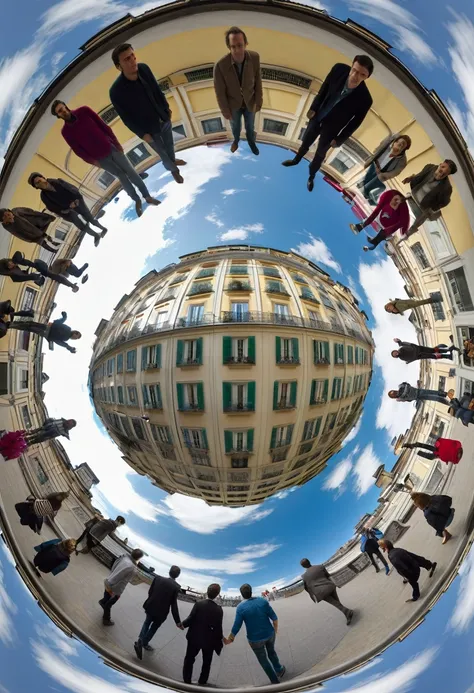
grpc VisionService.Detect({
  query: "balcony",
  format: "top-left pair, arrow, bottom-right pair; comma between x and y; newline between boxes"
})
224,403 -> 255,413
177,357 -> 201,367
227,266 -> 248,275
184,440 -> 209,451
266,285 -> 290,296
144,361 -> 160,370
262,268 -> 281,278
300,292 -> 320,305
178,403 -> 204,413
226,281 -> 253,292
277,356 -> 300,366
291,274 -> 308,285
274,400 -> 295,411
187,282 -> 213,296
227,446 -> 253,455
310,397 -> 326,406
224,355 -> 255,366
314,357 -> 330,365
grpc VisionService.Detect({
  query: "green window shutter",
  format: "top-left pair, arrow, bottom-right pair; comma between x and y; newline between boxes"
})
176,340 -> 184,366
340,344 -> 345,363
313,340 -> 317,364
223,382 -> 232,410
286,424 -> 294,445
177,383 -> 184,410
141,347 -> 148,370
324,341 -> 330,363
273,381 -> 279,410
247,381 -> 256,410
323,379 -> 329,401
275,336 -> 281,362
165,426 -> 172,444
248,336 -> 256,363
303,420 -> 309,440
157,383 -> 162,406
290,381 -> 297,406
142,385 -> 149,406
270,426 -> 277,449
292,338 -> 299,361
197,382 -> 205,410
196,337 -> 203,365
247,429 -> 254,452
223,336 -> 232,363
310,380 -> 316,404
224,430 -> 233,453
315,417 -> 321,437
202,428 -> 208,449
156,344 -> 162,367
333,343 -> 337,364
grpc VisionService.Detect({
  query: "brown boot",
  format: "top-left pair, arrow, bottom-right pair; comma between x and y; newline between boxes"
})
230,141 -> 238,153
172,171 -> 184,184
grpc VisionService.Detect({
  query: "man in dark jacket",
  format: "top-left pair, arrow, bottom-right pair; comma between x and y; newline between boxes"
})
110,44 -> 186,184
402,160 -> 457,238
379,539 -> 436,602
361,528 -> 390,574
76,515 -> 126,554
392,338 -> 458,364
8,311 -> 81,352
51,100 -> 160,217
282,56 -> 373,191
28,173 -> 106,247
23,418 -> 76,446
134,565 -> 183,659
182,583 -> 224,685
300,558 -> 354,624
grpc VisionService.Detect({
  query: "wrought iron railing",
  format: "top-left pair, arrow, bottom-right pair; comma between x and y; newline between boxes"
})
224,404 -> 255,413
277,356 -> 300,365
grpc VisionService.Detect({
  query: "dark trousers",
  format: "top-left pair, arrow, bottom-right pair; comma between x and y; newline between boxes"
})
296,119 -> 334,177
59,199 -> 103,236
100,590 -> 120,620
14,257 -> 75,288
23,425 -> 55,446
404,555 -> 433,600
9,321 -> 48,337
230,107 -> 256,147
366,228 -> 388,249
148,121 -> 178,173
362,163 -> 386,201
138,614 -> 164,646
183,641 -> 214,684
412,442 -> 437,460
322,587 -> 351,618
15,501 -> 43,532
66,262 -> 87,278
367,549 -> 389,571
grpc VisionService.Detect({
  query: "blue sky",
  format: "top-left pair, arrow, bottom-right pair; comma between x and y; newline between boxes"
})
1,0 -> 474,691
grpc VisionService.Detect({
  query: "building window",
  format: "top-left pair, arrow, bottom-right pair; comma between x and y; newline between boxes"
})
186,304 -> 205,325
430,293 -> 446,321
21,405 -> 32,429
97,170 -> 116,189
177,338 -> 203,366
273,381 -> 297,410
262,267 -> 281,278
334,343 -> 344,364
173,124 -> 186,138
273,303 -> 290,322
438,375 -> 446,392
313,340 -> 330,365
223,336 -> 256,364
299,127 -> 307,140
142,344 -> 162,369
116,353 -> 123,373
202,117 -> 225,134
347,345 -> 354,364
345,376 -> 353,397
142,384 -> 162,409
324,413 -> 337,433
310,379 -> 328,405
270,424 -> 294,449
131,417 -> 146,440
223,381 -> 256,412
33,458 -> 49,485
330,149 -> 357,174
22,287 -> 37,311
177,382 -> 205,411
127,386 -> 138,406
276,337 -> 299,364
224,429 -> 254,453
331,377 -> 343,400
18,369 -> 29,391
446,267 -> 474,312
127,143 -> 151,166
190,451 -> 211,466
151,424 -> 172,444
411,242 -> 430,270
126,349 -> 137,372
302,417 -> 322,441
263,118 -> 288,136
230,302 -> 249,322
182,427 -> 208,449
299,442 -> 313,456
117,386 -> 124,404
109,387 -> 115,403
106,358 -> 115,376
231,457 -> 248,469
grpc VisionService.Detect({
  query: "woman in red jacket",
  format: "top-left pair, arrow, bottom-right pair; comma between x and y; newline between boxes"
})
403,438 -> 463,464
350,190 -> 409,251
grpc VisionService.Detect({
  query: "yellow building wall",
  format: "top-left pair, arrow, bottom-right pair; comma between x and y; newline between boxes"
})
262,88 -> 300,113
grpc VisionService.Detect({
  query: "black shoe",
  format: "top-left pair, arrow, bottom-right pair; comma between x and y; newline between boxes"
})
135,199 -> 143,217
79,263 -> 89,274
282,159 -> 299,167
94,234 -> 100,247
346,610 -> 354,625
134,640 -> 143,660
402,443 -> 414,449
403,579 -> 408,584
429,562 -> 437,578
375,568 -> 380,573
277,666 -> 286,679
307,177 -> 315,192
103,619 -> 114,626
143,644 -> 154,651
12,251 -> 24,263
34,276 -> 46,287
249,142 -> 259,156
81,274 -> 89,284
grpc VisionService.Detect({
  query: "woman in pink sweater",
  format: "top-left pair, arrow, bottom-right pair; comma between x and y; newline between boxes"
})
350,190 -> 410,251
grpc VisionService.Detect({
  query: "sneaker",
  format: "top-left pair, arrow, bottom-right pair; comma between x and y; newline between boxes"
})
349,223 -> 361,235
100,228 -> 108,238
282,159 -> 299,167
385,566 -> 391,575
429,562 -> 437,578
230,141 -> 239,153
277,666 -> 286,679
249,142 -> 259,156
346,610 -> 354,625
403,578 -> 408,584
363,246 -> 370,252
134,640 -> 143,660
34,276 -> 46,287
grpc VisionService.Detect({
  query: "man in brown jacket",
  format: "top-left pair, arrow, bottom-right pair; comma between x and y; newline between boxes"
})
213,27 -> 263,156
402,159 -> 457,238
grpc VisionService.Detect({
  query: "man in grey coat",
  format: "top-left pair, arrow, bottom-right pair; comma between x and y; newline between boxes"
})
76,515 -> 126,554
402,159 -> 457,238
300,558 -> 354,624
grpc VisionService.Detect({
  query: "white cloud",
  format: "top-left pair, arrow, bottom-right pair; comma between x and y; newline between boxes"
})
358,257 -> 419,439
346,0 -> 436,65
348,275 -> 363,304
342,418 -> 362,446
221,188 -> 244,197
272,487 -> 297,500
323,456 -> 354,491
0,560 -> 17,646
205,211 -> 224,228
446,13 -> 474,150
243,174 -> 257,180
219,222 -> 264,241
352,443 -> 382,497
449,543 -> 474,633
292,234 -> 342,273
338,647 -> 437,693
300,0 -> 329,11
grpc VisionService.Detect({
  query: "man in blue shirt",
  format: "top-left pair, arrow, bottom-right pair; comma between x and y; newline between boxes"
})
224,583 -> 285,683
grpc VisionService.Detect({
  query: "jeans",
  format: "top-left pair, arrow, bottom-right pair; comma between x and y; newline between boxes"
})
367,549 -> 389,571
99,148 -> 150,201
138,614 -> 163,646
148,120 -> 178,173
100,590 -> 120,620
362,163 -> 386,202
183,641 -> 214,684
249,633 -> 283,684
230,107 -> 256,146
9,321 -> 48,337
417,389 -> 449,404
60,199 -> 102,237
66,262 -> 87,278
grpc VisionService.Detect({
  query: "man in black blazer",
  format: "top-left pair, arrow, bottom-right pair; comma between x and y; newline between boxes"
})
134,565 -> 183,659
182,583 -> 224,685
282,55 -> 374,191
110,43 -> 186,184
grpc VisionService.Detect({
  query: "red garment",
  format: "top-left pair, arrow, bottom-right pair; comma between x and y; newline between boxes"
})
363,190 -> 410,237
61,106 -> 121,165
0,430 -> 28,460
435,438 -> 463,464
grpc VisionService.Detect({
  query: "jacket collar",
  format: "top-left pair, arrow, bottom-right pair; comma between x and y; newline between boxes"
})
230,50 -> 249,67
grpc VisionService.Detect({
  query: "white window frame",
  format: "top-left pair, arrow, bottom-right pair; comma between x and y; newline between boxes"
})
233,338 -> 248,359
185,383 -> 198,407
232,383 -> 248,407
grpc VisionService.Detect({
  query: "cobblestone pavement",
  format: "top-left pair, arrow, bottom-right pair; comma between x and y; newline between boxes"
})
1,419 -> 473,687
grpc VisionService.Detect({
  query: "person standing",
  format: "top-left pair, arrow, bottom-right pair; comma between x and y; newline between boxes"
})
9,251 -> 80,292
8,311 -> 81,352
387,382 -> 452,405
359,134 -> 411,202
379,539 -> 436,602
360,528 -> 390,574
110,44 -> 186,184
76,515 -> 126,554
214,26 -> 262,156
100,548 -> 144,626
15,491 -> 69,534
282,56 -> 373,191
384,293 -> 443,315
32,538 -> 76,577
50,258 -> 89,285
300,558 -> 354,624
134,565 -> 183,659
391,338 -> 459,364
411,493 -> 455,545
28,173 -> 107,247
225,583 -> 285,684
402,160 -> 457,238
182,583 -> 224,685
0,258 -> 45,286
403,438 -> 463,464
51,100 -> 160,217
23,418 -> 76,446
349,190 -> 409,251
0,207 -> 60,253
